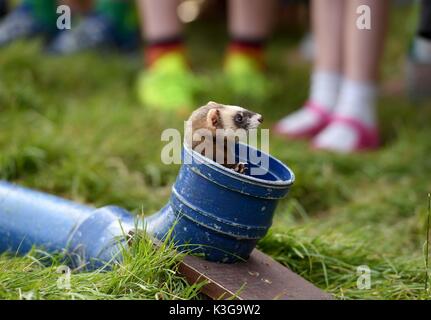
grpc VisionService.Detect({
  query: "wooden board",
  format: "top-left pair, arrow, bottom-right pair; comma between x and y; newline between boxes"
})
178,249 -> 332,300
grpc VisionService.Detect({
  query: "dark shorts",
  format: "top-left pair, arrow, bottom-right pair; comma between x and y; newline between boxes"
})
419,0 -> 431,39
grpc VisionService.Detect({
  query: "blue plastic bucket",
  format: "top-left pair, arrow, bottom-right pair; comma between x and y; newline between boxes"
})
146,143 -> 295,263
0,144 -> 294,266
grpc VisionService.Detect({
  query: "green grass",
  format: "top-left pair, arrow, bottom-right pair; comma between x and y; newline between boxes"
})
0,232 -> 204,299
1,5 -> 431,300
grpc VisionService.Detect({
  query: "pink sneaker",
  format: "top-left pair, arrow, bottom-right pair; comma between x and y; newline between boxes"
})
273,101 -> 331,140
312,116 -> 380,152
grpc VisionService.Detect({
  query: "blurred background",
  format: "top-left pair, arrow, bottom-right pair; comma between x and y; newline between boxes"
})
0,0 -> 430,300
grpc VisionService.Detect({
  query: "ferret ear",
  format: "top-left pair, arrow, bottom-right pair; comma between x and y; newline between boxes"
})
207,101 -> 219,108
207,109 -> 220,129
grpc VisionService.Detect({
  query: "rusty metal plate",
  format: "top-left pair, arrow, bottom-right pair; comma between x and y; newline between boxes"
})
178,249 -> 333,300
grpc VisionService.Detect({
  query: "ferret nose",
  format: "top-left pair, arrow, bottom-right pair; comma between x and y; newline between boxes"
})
257,115 -> 264,123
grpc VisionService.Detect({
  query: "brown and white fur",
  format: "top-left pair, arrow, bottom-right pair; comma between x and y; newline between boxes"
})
185,101 -> 263,174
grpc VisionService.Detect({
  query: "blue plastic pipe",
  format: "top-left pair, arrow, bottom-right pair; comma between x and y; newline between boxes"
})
0,181 -> 135,268
0,144 -> 294,267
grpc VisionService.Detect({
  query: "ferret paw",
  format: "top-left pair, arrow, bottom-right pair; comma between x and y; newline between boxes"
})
233,162 -> 247,174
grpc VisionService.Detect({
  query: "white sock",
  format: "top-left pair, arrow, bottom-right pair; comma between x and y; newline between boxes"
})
413,36 -> 431,63
313,79 -> 377,152
276,71 -> 341,133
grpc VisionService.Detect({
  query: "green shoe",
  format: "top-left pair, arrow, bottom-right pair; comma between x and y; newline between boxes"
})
137,52 -> 196,110
224,52 -> 268,100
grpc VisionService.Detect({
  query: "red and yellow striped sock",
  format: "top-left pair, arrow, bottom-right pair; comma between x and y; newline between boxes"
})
145,37 -> 187,67
225,38 -> 266,70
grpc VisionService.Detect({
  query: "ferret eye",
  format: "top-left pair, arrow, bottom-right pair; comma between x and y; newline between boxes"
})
235,114 -> 243,123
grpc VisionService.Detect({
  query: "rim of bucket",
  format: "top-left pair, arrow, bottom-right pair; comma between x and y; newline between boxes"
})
183,143 -> 295,188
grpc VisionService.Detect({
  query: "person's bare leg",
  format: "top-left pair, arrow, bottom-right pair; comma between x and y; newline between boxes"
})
136,0 -> 195,110
344,0 -> 389,82
275,0 -> 345,137
313,0 -> 345,74
313,0 -> 389,152
225,0 -> 276,98
228,0 -> 276,40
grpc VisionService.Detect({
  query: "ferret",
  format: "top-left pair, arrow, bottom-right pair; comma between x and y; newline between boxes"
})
185,101 -> 263,174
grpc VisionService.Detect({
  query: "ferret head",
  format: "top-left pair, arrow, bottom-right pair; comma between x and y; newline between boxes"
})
190,101 -> 263,135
